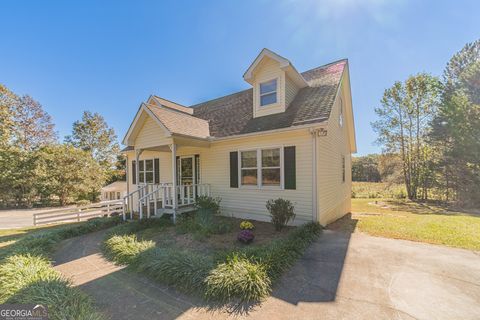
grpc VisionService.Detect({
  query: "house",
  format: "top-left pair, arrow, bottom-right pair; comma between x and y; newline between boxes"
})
101,181 -> 127,201
121,48 -> 356,226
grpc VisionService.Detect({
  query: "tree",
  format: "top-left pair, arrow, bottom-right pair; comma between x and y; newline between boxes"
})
65,111 -> 120,180
372,73 -> 442,200
431,39 -> 480,206
36,145 -> 105,206
13,95 -> 57,151
0,84 -> 18,149
352,155 -> 381,182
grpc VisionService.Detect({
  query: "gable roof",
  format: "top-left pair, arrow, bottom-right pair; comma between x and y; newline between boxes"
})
191,59 -> 347,138
145,104 -> 210,139
122,103 -> 210,146
243,48 -> 308,88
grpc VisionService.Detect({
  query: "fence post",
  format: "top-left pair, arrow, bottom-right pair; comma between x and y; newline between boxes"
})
33,214 -> 36,226
107,203 -> 110,216
77,209 -> 81,222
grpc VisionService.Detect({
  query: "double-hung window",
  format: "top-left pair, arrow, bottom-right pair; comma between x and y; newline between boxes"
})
240,150 -> 258,186
259,79 -> 277,106
138,159 -> 154,183
240,147 -> 282,188
261,148 -> 281,186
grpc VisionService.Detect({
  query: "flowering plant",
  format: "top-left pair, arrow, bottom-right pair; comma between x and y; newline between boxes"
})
240,220 -> 254,230
237,230 -> 255,244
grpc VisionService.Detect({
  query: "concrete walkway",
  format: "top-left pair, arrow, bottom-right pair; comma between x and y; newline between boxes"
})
52,229 -> 480,320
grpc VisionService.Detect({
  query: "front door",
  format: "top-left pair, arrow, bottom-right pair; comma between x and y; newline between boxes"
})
180,156 -> 194,186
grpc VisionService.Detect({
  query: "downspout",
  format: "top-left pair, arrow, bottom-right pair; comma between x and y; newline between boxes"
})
310,129 -> 318,222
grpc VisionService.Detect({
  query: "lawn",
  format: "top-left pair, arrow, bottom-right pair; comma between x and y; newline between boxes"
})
329,198 -> 480,250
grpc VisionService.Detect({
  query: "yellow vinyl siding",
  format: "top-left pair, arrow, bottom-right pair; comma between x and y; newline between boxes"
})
252,57 -> 287,118
316,81 -> 352,226
134,116 -> 172,149
127,129 -> 314,224
285,74 -> 299,108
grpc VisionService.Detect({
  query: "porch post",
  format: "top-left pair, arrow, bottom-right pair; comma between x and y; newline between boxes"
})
170,143 -> 177,223
135,148 -> 142,218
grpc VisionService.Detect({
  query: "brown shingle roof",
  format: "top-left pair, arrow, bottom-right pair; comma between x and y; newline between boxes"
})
146,104 -> 210,139
190,59 -> 347,138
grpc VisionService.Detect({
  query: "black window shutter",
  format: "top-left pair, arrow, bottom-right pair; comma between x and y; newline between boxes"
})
132,160 -> 136,185
230,151 -> 238,188
154,158 -> 160,184
194,154 -> 200,184
176,156 -> 180,185
284,146 -> 296,190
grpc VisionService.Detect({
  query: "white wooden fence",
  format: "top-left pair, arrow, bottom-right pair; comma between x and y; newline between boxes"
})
33,200 -> 123,226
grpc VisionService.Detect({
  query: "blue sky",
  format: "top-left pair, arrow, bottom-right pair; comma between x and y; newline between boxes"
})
1,0 -> 479,155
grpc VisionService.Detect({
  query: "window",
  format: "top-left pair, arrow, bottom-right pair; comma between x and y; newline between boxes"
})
138,159 -> 155,183
259,79 -> 277,106
117,192 -> 121,199
339,97 -> 344,127
241,150 -> 257,185
240,147 -> 282,187
342,155 -> 346,183
261,148 -> 281,186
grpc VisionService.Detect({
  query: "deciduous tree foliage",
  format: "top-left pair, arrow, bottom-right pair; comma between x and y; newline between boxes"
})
36,145 -> 105,206
373,74 -> 441,200
65,111 -> 119,173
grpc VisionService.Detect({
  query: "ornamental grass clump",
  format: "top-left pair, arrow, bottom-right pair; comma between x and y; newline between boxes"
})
205,254 -> 271,302
104,234 -> 155,265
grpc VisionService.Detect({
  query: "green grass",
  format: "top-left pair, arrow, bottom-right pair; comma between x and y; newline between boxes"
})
352,181 -> 407,199
102,219 -> 322,303
330,198 -> 480,250
0,217 -> 123,320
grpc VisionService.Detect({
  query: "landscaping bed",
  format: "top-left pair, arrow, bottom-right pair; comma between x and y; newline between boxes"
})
102,214 -> 322,304
0,217 -> 123,320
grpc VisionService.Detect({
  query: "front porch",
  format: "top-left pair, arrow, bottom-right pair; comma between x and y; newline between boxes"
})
122,135 -> 211,222
123,182 -> 211,220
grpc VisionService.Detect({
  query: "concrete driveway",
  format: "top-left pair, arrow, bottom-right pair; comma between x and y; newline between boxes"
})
53,229 -> 480,320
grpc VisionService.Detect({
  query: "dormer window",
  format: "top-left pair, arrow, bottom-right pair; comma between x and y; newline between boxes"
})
259,79 -> 277,106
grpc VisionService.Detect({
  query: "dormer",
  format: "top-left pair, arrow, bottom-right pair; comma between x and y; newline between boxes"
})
243,48 -> 308,118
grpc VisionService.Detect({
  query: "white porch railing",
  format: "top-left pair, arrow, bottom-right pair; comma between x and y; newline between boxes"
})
125,183 -> 211,220
33,200 -> 123,226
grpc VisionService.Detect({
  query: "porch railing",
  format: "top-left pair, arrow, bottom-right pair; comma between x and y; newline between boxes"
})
130,183 -> 211,220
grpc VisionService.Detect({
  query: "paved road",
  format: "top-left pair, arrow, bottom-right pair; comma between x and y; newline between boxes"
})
53,229 -> 480,320
0,206 -> 78,229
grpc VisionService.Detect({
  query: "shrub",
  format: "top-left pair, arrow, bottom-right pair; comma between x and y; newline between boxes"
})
195,195 -> 221,215
205,254 -> 271,302
240,220 -> 254,230
237,230 -> 255,244
76,199 -> 91,206
266,198 -> 296,231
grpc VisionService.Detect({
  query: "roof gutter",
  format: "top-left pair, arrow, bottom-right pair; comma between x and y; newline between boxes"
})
210,121 -> 328,143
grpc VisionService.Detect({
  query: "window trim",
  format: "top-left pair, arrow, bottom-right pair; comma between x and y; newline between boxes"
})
259,78 -> 278,107
238,146 -> 284,189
